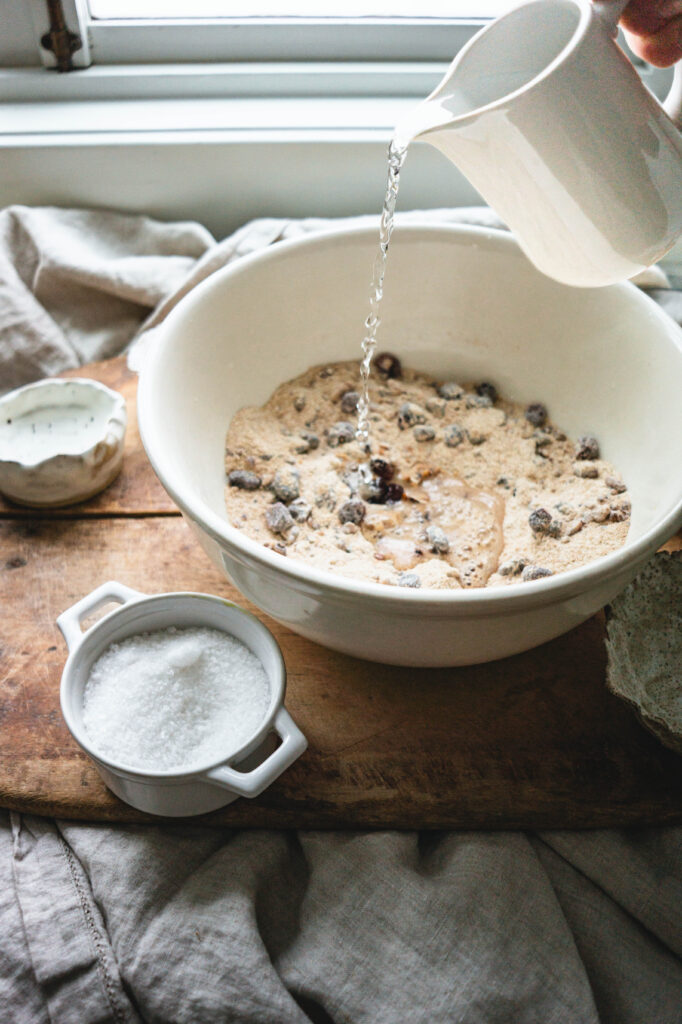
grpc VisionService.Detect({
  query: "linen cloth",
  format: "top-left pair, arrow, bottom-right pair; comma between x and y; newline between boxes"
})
1,205 -> 681,1024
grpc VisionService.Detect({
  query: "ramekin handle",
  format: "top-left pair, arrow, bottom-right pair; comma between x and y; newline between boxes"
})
205,708 -> 307,798
57,581 -> 145,652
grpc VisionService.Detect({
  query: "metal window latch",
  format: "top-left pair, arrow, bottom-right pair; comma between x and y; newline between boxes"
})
40,0 -> 83,72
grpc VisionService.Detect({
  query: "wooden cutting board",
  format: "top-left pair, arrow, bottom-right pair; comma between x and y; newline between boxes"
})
1,357 -> 680,829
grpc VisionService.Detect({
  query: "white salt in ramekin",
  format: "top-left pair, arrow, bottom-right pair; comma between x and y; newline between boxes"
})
57,582 -> 307,817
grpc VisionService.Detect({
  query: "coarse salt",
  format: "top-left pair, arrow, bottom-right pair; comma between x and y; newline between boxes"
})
82,626 -> 271,771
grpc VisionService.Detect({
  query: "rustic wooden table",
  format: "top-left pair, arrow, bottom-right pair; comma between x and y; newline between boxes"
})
1,357 -> 680,828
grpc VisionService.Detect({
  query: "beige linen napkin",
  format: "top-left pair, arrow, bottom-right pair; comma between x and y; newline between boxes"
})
0,204 -> 213,393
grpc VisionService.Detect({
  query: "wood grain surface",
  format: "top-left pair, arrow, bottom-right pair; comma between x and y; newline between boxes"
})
1,358 -> 680,828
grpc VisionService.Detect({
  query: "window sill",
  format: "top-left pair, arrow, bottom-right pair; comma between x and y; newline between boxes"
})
1,95 -> 423,143
0,59 -> 675,251
0,62 -> 442,149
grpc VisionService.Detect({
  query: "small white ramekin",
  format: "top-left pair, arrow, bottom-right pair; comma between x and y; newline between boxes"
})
57,582 -> 307,817
0,378 -> 127,507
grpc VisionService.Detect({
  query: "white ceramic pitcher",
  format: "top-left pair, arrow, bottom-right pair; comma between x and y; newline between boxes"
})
397,0 -> 682,287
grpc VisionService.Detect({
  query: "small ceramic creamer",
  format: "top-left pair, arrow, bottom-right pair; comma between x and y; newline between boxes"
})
0,378 -> 127,506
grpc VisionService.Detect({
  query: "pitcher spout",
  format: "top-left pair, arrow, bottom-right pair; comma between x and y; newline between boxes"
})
393,97 -> 465,152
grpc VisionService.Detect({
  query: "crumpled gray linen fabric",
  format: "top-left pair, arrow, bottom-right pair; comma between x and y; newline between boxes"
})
1,205 -> 681,1024
4,816 -> 682,1024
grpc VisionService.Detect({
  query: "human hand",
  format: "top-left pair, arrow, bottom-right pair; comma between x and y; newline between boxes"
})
613,0 -> 682,67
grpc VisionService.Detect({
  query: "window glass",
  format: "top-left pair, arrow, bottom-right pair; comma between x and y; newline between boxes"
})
89,2 -> 511,18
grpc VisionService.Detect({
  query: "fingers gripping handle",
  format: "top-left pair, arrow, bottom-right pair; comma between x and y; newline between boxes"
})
205,708 -> 307,798
593,1 -> 682,129
57,581 -> 145,651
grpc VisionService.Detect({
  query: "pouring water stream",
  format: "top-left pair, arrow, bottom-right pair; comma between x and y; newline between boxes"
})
355,139 -> 408,450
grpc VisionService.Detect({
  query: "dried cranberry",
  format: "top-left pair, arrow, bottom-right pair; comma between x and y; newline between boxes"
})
525,402 -> 548,427
444,424 -> 464,448
575,435 -> 600,460
528,508 -> 553,534
397,402 -> 426,430
340,390 -> 360,414
573,462 -> 598,479
375,352 -> 402,379
437,381 -> 463,401
228,470 -> 262,491
338,499 -> 366,525
362,478 -> 389,504
271,468 -> 300,503
397,572 -> 421,588
605,475 -> 626,493
369,457 -> 395,480
265,502 -> 295,535
425,525 -> 449,554
475,381 -> 498,403
499,558 -> 526,577
295,431 -> 319,454
289,498 -> 312,522
327,421 -> 355,447
522,565 -> 554,582
466,394 -> 493,409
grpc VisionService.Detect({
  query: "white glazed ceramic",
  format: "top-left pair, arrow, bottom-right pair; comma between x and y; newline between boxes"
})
0,378 -> 127,507
397,0 -> 682,287
137,224 -> 682,667
58,582 -> 307,816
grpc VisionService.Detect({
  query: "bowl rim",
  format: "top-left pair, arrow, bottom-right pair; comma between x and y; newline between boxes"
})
137,220 -> 682,611
59,591 -> 287,780
0,377 -> 127,470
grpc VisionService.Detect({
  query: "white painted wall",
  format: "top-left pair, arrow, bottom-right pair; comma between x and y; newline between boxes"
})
1,2 -> 40,66
0,136 -> 479,237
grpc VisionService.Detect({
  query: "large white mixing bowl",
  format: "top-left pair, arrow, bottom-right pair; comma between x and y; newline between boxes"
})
138,225 -> 682,666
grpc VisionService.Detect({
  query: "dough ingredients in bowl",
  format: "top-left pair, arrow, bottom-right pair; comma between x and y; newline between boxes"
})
224,357 -> 630,590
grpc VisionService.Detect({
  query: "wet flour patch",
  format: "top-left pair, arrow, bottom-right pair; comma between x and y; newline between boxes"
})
224,360 -> 631,591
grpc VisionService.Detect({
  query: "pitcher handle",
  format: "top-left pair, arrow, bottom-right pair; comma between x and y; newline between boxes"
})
663,63 -> 682,130
594,1 -> 682,129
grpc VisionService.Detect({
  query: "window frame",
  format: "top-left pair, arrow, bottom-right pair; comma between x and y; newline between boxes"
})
85,17 -> 486,65
15,0 -> 495,69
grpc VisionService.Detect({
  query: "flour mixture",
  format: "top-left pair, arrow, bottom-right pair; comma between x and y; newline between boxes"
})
224,357 -> 630,590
